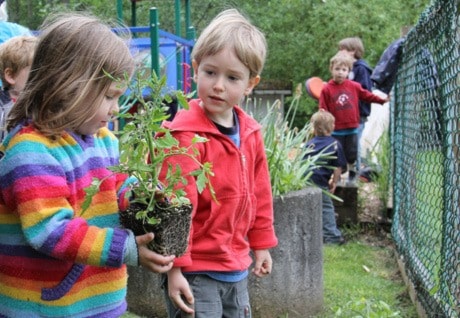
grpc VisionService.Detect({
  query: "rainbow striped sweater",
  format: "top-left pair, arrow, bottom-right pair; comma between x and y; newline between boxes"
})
0,124 -> 136,317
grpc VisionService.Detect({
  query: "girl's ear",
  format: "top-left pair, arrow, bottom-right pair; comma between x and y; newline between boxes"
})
245,75 -> 260,96
192,59 -> 198,82
4,68 -> 16,86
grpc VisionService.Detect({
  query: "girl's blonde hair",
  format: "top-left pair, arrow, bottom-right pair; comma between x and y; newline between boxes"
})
191,8 -> 266,78
0,35 -> 37,89
338,37 -> 365,59
8,13 -> 134,139
311,110 -> 335,136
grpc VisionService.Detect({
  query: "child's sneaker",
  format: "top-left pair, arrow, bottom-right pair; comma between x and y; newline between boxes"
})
324,237 -> 347,245
346,170 -> 357,186
346,162 -> 357,185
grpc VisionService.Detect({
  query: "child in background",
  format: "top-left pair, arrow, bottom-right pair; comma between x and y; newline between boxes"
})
160,8 -> 278,317
0,14 -> 175,317
305,110 -> 347,245
338,37 -> 373,173
0,35 -> 37,141
319,52 -> 389,183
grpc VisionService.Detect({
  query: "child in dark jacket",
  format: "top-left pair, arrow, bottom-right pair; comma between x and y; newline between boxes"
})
305,110 -> 347,244
319,52 -> 389,183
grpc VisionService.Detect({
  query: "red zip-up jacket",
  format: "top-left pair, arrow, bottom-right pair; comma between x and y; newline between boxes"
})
160,99 -> 278,272
319,79 -> 387,130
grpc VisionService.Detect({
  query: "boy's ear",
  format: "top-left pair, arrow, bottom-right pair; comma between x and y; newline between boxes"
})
4,68 -> 16,86
245,75 -> 260,96
192,59 -> 198,82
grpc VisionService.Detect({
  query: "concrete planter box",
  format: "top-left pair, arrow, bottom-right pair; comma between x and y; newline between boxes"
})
127,187 -> 323,317
250,187 -> 323,317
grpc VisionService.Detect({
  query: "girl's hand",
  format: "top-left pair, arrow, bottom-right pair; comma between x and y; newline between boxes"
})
136,233 -> 175,273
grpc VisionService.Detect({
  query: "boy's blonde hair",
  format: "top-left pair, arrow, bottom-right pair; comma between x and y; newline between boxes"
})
338,37 -> 364,59
329,52 -> 353,71
0,35 -> 37,89
191,8 -> 266,78
311,110 -> 335,136
7,14 -> 134,139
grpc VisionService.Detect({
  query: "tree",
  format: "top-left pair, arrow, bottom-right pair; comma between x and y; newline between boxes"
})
237,0 -> 431,87
7,0 -> 430,90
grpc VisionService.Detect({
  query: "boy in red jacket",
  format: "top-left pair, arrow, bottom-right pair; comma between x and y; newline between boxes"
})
160,8 -> 278,317
319,52 -> 389,183
338,37 -> 373,174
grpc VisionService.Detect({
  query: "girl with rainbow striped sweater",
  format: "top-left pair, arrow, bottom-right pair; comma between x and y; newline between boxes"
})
0,13 -> 175,317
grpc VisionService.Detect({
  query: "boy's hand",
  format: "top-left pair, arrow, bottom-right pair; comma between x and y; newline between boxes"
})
136,233 -> 175,273
329,179 -> 337,193
168,267 -> 195,315
252,249 -> 272,277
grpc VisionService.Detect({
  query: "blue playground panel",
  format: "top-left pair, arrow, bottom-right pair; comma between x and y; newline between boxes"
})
126,26 -> 194,94
108,26 -> 194,130
129,36 -> 178,91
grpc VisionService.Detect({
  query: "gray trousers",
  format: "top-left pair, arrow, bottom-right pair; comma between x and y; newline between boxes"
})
162,274 -> 251,318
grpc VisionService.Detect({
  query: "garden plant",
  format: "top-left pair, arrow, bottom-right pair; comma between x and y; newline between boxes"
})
83,72 -> 216,256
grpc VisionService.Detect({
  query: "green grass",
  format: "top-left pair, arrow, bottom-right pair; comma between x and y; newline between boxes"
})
414,150 -> 443,279
313,237 -> 418,317
123,234 -> 417,318
121,313 -> 145,318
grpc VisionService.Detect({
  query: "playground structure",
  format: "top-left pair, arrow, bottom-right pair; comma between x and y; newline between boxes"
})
110,0 -> 195,130
115,0 -> 195,96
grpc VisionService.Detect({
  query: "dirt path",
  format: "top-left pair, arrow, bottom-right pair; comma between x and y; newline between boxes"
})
357,182 -> 394,247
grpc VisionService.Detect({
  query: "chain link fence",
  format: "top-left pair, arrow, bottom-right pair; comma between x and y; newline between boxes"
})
391,0 -> 460,316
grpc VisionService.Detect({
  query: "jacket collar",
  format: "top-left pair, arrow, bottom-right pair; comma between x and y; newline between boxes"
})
163,99 -> 261,139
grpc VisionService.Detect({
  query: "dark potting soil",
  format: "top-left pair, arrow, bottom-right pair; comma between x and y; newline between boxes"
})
120,202 -> 192,256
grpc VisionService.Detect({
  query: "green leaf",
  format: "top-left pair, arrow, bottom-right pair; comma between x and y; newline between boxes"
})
81,178 -> 104,216
191,135 -> 209,144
